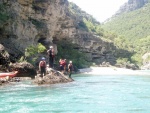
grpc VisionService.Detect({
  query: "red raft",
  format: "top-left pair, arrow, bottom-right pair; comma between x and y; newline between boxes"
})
0,71 -> 18,78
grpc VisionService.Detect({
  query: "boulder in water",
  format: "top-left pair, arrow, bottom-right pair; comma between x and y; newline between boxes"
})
34,68 -> 74,85
9,62 -> 37,78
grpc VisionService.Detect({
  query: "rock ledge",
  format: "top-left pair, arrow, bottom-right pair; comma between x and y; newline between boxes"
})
33,68 -> 74,85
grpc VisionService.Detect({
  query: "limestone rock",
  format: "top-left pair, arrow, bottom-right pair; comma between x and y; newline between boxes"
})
34,68 -> 73,85
116,0 -> 148,14
141,53 -> 150,70
9,62 -> 37,78
0,0 -> 117,66
125,63 -> 139,70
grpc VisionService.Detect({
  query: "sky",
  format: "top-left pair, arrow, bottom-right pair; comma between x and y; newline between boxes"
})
68,0 -> 128,22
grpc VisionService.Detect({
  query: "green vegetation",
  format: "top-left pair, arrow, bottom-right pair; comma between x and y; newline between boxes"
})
69,2 -> 100,32
116,58 -> 129,65
0,4 -> 9,24
22,41 -> 90,69
69,2 -> 106,36
83,18 -> 104,36
29,18 -> 45,29
24,43 -> 46,65
0,13 -> 9,23
20,41 -> 90,68
56,40 -> 91,68
102,3 -> 150,65
69,2 -> 135,66
103,3 -> 150,40
77,21 -> 88,31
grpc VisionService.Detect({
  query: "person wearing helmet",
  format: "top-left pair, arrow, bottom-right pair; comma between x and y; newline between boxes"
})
47,46 -> 55,68
68,61 -> 73,78
39,57 -> 46,77
59,58 -> 67,74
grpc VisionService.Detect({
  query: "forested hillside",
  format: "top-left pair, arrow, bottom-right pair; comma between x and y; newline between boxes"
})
69,2 -> 104,34
69,2 -> 138,67
102,2 -> 150,65
103,3 -> 150,40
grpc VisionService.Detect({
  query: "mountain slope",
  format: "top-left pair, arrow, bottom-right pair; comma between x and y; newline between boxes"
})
102,1 -> 150,66
103,3 -> 150,40
116,0 -> 148,14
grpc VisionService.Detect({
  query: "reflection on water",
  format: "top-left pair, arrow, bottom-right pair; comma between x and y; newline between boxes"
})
0,73 -> 150,113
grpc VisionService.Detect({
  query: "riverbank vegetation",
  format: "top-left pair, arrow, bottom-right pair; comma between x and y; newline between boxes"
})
22,41 -> 90,69
56,40 -> 91,69
19,43 -> 46,66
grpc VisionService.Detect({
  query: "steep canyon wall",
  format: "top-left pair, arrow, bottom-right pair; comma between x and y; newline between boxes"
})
0,0 -> 116,65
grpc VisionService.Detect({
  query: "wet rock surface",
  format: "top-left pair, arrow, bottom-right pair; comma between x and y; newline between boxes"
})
34,68 -> 74,85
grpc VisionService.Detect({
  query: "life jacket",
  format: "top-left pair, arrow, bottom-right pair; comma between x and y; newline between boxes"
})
62,60 -> 66,66
68,63 -> 72,70
40,61 -> 46,67
59,60 -> 66,66
49,49 -> 55,57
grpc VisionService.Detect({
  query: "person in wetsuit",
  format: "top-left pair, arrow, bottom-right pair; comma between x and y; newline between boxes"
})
68,61 -> 73,78
47,46 -> 55,68
39,57 -> 46,77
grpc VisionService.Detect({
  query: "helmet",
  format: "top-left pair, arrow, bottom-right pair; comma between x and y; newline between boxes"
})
41,57 -> 45,60
49,46 -> 53,49
69,61 -> 72,63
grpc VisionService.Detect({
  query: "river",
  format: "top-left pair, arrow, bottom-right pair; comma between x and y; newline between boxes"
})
0,71 -> 150,113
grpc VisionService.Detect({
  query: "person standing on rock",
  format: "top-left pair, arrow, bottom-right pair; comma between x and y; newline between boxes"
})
39,57 -> 46,77
63,59 -> 67,74
47,46 -> 55,68
68,61 -> 73,78
59,58 -> 67,74
59,58 -> 63,72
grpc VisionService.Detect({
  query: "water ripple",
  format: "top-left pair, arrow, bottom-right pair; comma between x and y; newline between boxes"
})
1,74 -> 150,113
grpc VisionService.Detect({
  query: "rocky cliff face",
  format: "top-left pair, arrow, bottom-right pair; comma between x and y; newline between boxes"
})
141,53 -> 150,69
0,0 -> 116,66
116,0 -> 148,14
0,0 -> 69,57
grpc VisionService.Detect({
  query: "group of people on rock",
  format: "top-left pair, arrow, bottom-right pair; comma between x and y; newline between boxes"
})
39,46 -> 73,78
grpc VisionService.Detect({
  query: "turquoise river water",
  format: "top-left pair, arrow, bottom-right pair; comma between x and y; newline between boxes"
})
1,71 -> 150,113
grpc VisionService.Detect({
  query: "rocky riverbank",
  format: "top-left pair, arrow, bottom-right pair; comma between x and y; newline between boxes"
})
34,68 -> 73,85
0,67 -> 73,86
